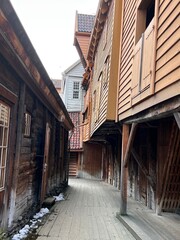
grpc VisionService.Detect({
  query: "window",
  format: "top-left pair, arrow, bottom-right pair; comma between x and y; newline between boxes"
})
0,101 -> 10,191
135,0 -> 155,43
103,55 -> 110,87
24,112 -> 31,137
93,90 -> 96,112
103,20 -> 108,50
73,82 -> 80,99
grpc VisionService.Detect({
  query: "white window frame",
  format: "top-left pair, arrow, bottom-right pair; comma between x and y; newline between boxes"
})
0,101 -> 10,191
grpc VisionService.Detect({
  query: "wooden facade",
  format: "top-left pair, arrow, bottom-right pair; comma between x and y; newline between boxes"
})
73,0 -> 124,185
117,0 -> 180,215
75,0 -> 179,215
117,0 -> 179,119
0,0 -> 73,230
61,60 -> 84,177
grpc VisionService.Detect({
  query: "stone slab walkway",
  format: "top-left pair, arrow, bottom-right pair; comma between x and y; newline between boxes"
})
37,178 -> 135,240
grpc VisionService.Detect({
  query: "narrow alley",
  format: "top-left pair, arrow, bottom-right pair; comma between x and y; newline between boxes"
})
37,178 -> 135,240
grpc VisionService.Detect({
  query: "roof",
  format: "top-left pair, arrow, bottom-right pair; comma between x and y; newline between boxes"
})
69,112 -> 82,150
87,0 -> 112,62
63,59 -> 82,75
51,79 -> 62,89
77,14 -> 95,33
0,0 -> 73,130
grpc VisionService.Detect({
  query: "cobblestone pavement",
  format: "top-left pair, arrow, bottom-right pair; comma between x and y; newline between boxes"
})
37,178 -> 135,240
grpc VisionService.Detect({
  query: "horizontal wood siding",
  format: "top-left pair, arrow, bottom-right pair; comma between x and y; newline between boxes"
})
155,0 -> 179,93
117,0 -> 136,117
117,0 -> 179,120
82,120 -> 90,142
91,1 -> 114,135
65,76 -> 83,112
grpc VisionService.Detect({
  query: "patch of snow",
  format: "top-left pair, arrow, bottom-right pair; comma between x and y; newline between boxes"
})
12,208 -> 49,240
53,193 -> 64,201
33,207 -> 49,219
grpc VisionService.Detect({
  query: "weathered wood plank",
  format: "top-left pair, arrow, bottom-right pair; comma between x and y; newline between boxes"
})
174,112 -> 180,130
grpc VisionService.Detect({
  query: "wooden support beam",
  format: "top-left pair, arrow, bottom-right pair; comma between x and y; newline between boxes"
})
174,112 -> 180,130
123,123 -> 138,167
120,124 -> 129,215
131,148 -> 156,191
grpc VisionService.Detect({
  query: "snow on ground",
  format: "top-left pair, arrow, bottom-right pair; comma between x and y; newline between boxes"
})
12,193 -> 65,240
53,193 -> 64,201
11,208 -> 49,240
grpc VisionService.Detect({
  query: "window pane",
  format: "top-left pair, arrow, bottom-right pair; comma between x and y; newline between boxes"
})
0,127 -> 3,146
2,148 -> 7,167
3,128 -> 8,146
0,103 -> 10,126
0,168 -> 5,189
0,148 -> 1,166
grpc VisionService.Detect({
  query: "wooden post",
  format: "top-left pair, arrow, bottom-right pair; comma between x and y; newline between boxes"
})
123,123 -> 138,167
120,124 -> 129,215
174,112 -> 180,130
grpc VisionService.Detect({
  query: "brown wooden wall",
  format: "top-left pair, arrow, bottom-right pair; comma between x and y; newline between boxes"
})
0,54 -> 69,228
155,0 -> 179,93
91,0 -> 114,135
117,0 -> 180,120
81,142 -> 102,180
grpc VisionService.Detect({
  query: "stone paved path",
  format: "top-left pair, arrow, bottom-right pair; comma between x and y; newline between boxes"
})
37,178 -> 135,240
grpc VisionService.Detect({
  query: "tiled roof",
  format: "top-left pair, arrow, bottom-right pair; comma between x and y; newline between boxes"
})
77,14 -> 95,33
69,112 -> 81,150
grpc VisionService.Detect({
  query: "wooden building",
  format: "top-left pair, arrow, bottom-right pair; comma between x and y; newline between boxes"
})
87,0 -> 123,185
77,0 -> 123,185
74,12 -> 104,180
75,0 -> 179,215
0,0 -> 73,230
117,0 -> 180,215
61,60 -> 84,177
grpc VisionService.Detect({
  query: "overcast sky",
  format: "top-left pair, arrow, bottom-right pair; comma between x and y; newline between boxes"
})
10,0 -> 98,79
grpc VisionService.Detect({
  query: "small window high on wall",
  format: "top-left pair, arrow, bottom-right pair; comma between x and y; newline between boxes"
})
0,101 -> 10,191
135,0 -> 155,43
24,112 -> 31,137
73,82 -> 80,99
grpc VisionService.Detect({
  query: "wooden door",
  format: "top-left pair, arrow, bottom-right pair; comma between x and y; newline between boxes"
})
40,123 -> 51,204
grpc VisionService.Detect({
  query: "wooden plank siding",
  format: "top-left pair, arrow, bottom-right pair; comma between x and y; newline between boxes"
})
117,0 -> 136,117
117,0 -> 180,121
91,0 -> 122,136
0,0 -> 73,230
91,1 -> 114,135
155,0 -> 179,92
